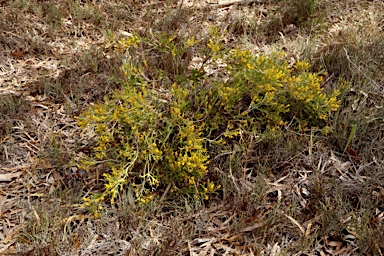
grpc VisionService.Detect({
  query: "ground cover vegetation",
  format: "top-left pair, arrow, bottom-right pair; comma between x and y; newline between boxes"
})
0,0 -> 383,255
77,28 -> 339,212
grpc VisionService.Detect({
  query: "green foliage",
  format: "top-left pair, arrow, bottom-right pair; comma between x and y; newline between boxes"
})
77,28 -> 340,213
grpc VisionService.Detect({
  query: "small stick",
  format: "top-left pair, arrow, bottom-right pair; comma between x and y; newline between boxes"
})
211,0 -> 268,8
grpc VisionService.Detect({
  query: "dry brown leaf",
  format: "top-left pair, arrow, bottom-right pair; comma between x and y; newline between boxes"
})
3,225 -> 22,244
0,136 -> 9,146
32,207 -> 41,224
240,221 -> 264,232
0,172 -> 23,182
48,184 -> 57,195
211,217 -> 223,226
284,213 -> 305,235
265,184 -> 292,194
270,242 -> 281,256
53,170 -> 62,181
206,225 -> 228,232
0,242 -> 15,254
10,50 -> 27,57
305,222 -> 312,237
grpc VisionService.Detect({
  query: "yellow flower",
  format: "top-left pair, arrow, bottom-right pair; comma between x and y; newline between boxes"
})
186,37 -> 197,47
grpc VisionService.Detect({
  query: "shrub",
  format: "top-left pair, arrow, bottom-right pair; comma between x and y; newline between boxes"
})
76,28 -> 340,213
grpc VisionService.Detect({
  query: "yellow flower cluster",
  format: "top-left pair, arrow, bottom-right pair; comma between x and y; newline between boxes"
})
117,34 -> 141,48
165,118 -> 209,190
223,47 -> 340,132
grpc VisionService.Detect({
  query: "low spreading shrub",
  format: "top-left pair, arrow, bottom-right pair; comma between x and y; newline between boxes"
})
76,28 -> 340,213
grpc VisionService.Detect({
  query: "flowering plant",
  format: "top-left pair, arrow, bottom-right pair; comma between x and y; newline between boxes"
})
77,29 -> 340,213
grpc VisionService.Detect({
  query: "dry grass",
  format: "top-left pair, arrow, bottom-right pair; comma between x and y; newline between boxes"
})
1,0 -> 383,255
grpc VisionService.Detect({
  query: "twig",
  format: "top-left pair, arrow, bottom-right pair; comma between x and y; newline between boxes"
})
210,0 -> 268,8
160,181 -> 173,202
